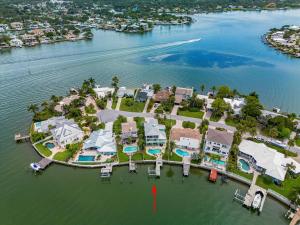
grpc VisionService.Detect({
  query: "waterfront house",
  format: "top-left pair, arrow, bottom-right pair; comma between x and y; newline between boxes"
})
54,94 -> 80,112
9,38 -> 23,47
153,90 -> 171,103
141,84 -> 154,97
117,87 -> 135,98
83,129 -> 116,155
197,94 -> 214,111
34,116 -> 70,133
10,22 -> 23,30
175,87 -> 193,104
135,90 -> 148,102
170,128 -> 201,151
0,24 -> 8,32
204,128 -> 234,159
144,118 -> 166,146
238,140 -> 300,182
223,97 -> 245,115
121,121 -> 138,143
261,110 -> 286,118
64,33 -> 77,41
51,121 -> 84,148
93,85 -> 115,98
30,29 -> 44,37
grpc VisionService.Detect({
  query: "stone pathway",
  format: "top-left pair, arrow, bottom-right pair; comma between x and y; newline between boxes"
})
171,105 -> 179,115
106,99 -> 112,110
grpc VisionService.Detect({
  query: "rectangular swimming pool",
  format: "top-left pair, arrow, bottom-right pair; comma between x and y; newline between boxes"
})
78,155 -> 95,161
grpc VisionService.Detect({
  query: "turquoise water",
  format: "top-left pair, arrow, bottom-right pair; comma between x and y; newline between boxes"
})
123,146 -> 138,153
211,159 -> 226,166
45,142 -> 55,149
239,159 -> 251,171
78,155 -> 95,161
148,149 -> 161,155
175,149 -> 190,157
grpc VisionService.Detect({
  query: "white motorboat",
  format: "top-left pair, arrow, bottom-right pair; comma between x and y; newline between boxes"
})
252,193 -> 262,209
30,163 -> 41,172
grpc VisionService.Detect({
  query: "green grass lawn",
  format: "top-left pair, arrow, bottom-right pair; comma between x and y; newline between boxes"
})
53,151 -> 72,161
225,117 -> 240,127
120,98 -> 145,112
117,146 -> 129,162
35,143 -> 52,157
162,152 -> 182,162
256,175 -> 300,199
177,109 -> 204,119
182,121 -> 196,129
230,168 -> 253,180
295,138 -> 300,147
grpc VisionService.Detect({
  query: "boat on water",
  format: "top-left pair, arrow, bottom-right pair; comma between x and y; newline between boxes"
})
30,163 -> 41,171
252,193 -> 262,209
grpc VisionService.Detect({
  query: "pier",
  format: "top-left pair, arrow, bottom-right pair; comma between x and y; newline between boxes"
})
233,172 -> 267,212
129,155 -> 136,172
15,133 -> 30,142
38,158 -> 52,169
100,164 -> 113,178
183,157 -> 191,176
148,155 -> 163,177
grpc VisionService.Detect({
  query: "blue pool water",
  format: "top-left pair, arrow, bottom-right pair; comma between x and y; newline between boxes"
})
148,149 -> 161,155
123,146 -> 138,153
78,155 -> 95,162
175,149 -> 190,157
239,159 -> 250,171
45,142 -> 55,149
211,159 -> 226,166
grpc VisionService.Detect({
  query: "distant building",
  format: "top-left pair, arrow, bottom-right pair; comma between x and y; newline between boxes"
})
51,121 -> 84,147
223,97 -> 245,115
0,24 -> 8,32
9,38 -> 23,47
135,90 -> 148,102
170,128 -> 201,151
153,90 -> 171,103
83,130 -> 116,155
197,94 -> 214,111
10,22 -> 23,30
30,29 -> 44,37
93,85 -> 115,98
175,87 -> 193,104
117,87 -> 135,98
204,128 -> 234,159
144,118 -> 166,146
121,121 -> 138,142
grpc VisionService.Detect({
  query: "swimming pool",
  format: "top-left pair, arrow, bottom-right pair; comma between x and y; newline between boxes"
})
123,146 -> 138,154
45,142 -> 55,149
205,156 -> 226,166
175,149 -> 190,157
147,149 -> 161,155
78,155 -> 95,161
239,159 -> 250,172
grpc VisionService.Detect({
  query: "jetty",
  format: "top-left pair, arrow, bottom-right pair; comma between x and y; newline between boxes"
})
234,172 -> 267,212
38,158 -> 52,169
183,157 -> 191,176
148,155 -> 163,177
15,133 -> 30,142
100,164 -> 113,178
129,155 -> 136,172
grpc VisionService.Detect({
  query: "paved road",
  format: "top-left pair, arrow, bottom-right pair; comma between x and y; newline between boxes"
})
98,109 -> 236,132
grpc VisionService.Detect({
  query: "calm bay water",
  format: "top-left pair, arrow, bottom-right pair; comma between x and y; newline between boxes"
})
1,10 -> 299,225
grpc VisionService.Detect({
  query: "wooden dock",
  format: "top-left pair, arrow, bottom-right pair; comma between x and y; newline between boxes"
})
15,133 -> 30,142
234,172 -> 267,212
129,155 -> 136,172
289,209 -> 300,225
148,155 -> 163,177
100,164 -> 113,178
37,158 -> 52,169
183,157 -> 191,176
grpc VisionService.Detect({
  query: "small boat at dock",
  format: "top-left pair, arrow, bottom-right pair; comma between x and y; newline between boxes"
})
30,163 -> 41,172
209,169 -> 218,182
252,193 -> 262,209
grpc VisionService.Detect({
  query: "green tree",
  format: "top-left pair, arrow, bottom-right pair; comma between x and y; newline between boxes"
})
152,84 -> 161,94
111,76 -> 119,90
241,96 -> 263,118
27,103 -> 39,114
211,98 -> 229,117
200,84 -> 205,94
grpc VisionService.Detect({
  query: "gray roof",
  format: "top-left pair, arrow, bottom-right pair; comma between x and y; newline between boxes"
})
144,118 -> 166,139
206,128 -> 233,146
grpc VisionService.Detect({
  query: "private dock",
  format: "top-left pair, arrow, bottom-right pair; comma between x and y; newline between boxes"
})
183,157 -> 191,176
15,133 -> 30,142
100,164 -> 113,178
38,158 -> 52,169
129,155 -> 136,172
233,172 -> 267,212
148,155 -> 163,177
288,208 -> 300,225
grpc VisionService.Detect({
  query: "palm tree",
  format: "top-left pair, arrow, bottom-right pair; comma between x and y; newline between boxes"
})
288,139 -> 295,150
41,101 -> 48,108
89,77 -> 96,88
269,128 -> 278,140
111,75 -> 119,90
200,84 -> 205,94
211,86 -> 216,95
27,104 -> 39,114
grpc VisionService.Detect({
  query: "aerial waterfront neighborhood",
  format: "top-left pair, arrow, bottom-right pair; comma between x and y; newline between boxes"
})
23,75 -> 300,218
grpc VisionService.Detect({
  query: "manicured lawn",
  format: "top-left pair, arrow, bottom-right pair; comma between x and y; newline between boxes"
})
256,175 -> 300,199
53,151 -> 71,161
143,153 -> 156,160
163,152 -> 182,162
225,117 -> 240,127
120,98 -> 145,112
231,168 -> 253,180
295,138 -> 300,147
35,143 -> 52,157
111,97 -> 118,109
117,147 -> 129,162
177,109 -> 204,119
182,121 -> 196,129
